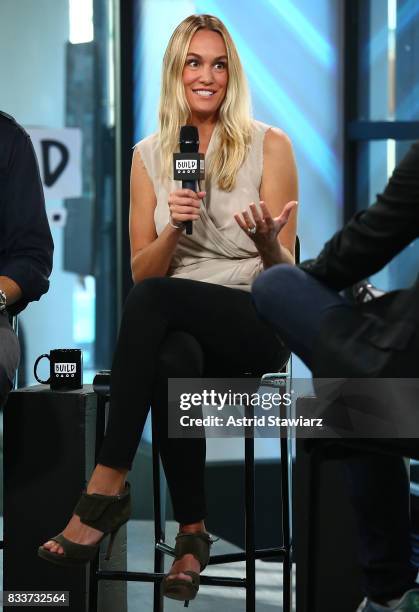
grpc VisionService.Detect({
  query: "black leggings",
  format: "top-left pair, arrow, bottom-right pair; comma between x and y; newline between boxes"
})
98,277 -> 288,524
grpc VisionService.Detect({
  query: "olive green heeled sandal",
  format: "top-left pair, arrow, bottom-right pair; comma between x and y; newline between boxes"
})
37,482 -> 131,567
161,531 -> 215,607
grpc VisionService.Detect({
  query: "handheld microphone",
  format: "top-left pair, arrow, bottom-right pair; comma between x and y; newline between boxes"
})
173,125 -> 205,235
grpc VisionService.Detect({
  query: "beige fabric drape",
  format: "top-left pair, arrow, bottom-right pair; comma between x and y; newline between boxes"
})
136,120 -> 271,291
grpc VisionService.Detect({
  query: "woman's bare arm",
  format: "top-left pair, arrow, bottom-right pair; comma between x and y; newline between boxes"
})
235,128 -> 298,268
258,128 -> 298,266
129,148 -> 201,283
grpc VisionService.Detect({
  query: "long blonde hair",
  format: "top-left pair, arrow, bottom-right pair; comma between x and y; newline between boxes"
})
159,14 -> 252,192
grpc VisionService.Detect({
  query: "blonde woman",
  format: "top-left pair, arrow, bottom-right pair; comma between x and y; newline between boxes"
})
39,14 -> 298,604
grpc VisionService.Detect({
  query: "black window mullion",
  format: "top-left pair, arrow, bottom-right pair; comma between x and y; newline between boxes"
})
343,0 -> 362,223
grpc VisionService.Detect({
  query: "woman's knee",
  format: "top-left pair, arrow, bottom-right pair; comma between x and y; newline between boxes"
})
126,277 -> 166,305
122,277 -> 171,323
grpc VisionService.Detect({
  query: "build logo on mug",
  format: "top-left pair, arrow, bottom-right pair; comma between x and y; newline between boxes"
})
34,349 -> 83,390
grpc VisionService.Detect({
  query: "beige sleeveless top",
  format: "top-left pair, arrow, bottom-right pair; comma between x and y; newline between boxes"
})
136,120 -> 271,291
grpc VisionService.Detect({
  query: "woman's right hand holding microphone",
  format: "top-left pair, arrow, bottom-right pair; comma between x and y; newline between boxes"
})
168,189 -> 206,230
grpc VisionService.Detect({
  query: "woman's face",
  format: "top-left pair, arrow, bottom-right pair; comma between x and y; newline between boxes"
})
182,29 -> 228,121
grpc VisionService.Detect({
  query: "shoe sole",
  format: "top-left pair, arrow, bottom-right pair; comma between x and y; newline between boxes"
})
37,546 -> 92,567
162,580 -> 198,602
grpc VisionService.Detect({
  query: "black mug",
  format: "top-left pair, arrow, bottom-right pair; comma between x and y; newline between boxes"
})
34,349 -> 83,390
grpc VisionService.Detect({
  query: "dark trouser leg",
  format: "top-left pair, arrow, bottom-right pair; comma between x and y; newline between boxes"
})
0,366 -> 12,410
97,279 -> 171,468
342,451 -> 416,602
98,277 -> 286,512
252,265 -> 349,368
252,264 -> 417,600
151,331 -> 206,525
0,313 -> 20,409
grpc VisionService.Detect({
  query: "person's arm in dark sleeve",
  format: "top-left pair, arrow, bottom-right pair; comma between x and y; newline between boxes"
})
299,141 -> 419,291
0,128 -> 54,315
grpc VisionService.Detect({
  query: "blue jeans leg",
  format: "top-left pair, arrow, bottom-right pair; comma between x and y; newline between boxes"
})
252,264 -> 349,368
252,264 -> 417,601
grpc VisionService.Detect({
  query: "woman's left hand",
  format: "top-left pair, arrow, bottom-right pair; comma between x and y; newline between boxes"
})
234,200 -> 297,253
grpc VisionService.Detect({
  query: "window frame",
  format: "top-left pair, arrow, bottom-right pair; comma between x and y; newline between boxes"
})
343,0 -> 419,222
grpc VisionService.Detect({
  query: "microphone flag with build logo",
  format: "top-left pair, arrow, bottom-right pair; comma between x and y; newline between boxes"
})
173,125 -> 205,235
